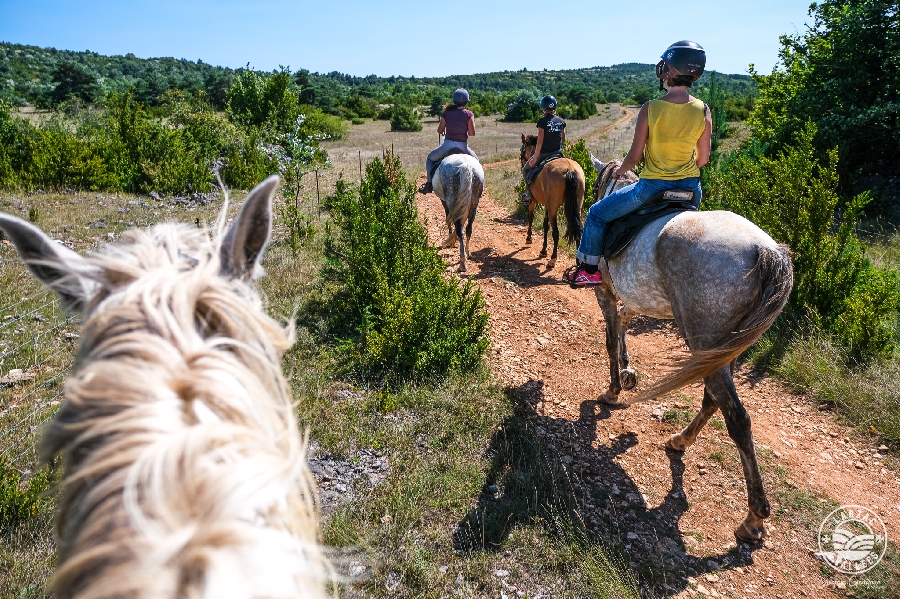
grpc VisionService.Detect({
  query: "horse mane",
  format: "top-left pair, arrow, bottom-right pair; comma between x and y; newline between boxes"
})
44,222 -> 330,598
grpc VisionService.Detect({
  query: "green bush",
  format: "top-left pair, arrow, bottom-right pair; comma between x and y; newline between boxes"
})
504,90 -> 541,122
0,460 -> 55,532
705,122 -> 900,358
226,68 -> 301,136
563,138 -> 597,209
389,105 -> 422,132
324,154 -> 489,381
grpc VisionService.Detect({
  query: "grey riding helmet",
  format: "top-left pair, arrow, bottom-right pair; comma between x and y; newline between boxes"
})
452,88 -> 469,106
539,95 -> 557,111
656,41 -> 706,82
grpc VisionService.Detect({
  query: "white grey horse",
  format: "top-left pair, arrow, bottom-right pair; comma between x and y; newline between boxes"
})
433,153 -> 484,272
589,157 -> 793,542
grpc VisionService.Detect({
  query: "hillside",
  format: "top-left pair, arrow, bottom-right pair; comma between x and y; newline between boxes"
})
0,40 -> 755,112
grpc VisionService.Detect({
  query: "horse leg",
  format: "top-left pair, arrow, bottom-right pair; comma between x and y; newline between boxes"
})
539,209 -> 549,258
617,305 -> 638,390
708,365 -> 770,541
464,209 -> 476,260
455,219 -> 467,272
665,386 -> 718,451
441,199 -> 458,248
547,211 -> 560,268
594,286 -> 625,405
526,204 -> 534,245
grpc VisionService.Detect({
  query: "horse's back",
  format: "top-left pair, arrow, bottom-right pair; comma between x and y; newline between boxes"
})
435,154 -> 484,195
610,210 -> 780,326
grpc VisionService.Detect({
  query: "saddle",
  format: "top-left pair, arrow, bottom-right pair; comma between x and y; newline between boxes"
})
601,189 -> 697,260
428,148 -> 468,182
524,151 -> 565,184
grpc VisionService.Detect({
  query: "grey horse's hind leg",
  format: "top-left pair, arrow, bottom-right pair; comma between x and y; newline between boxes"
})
665,386 -> 718,451
440,198 -> 457,248
594,283 -> 626,405
464,204 -> 477,263
706,365 -> 770,541
454,219 -> 467,272
617,306 -> 638,390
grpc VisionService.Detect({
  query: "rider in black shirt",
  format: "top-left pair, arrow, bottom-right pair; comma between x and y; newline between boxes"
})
521,95 -> 566,205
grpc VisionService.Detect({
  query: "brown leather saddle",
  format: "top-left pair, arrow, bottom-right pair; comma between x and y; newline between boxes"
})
602,189 -> 697,260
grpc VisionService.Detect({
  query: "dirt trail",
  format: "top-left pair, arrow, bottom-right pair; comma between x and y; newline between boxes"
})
416,183 -> 900,598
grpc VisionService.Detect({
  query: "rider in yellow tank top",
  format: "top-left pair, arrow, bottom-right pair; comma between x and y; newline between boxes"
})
563,41 -> 712,287
642,98 -> 707,180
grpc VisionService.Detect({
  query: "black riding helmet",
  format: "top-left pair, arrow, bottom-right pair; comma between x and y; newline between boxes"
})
656,41 -> 706,89
539,95 -> 557,111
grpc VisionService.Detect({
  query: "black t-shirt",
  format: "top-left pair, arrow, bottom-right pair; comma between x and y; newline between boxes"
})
537,115 -> 566,154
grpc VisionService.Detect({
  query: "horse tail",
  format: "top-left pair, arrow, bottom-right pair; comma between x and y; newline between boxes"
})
627,243 -> 793,404
563,170 -> 583,245
445,163 -> 474,228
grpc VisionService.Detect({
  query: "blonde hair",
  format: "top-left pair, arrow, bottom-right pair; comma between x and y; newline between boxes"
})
42,219 -> 330,598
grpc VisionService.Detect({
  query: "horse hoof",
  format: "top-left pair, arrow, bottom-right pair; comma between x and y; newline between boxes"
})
734,513 -> 767,542
620,368 -> 637,390
547,258 -> 557,269
665,434 -> 688,452
599,391 -> 624,406
539,250 -> 547,257
459,264 -> 467,273
526,239 -> 533,245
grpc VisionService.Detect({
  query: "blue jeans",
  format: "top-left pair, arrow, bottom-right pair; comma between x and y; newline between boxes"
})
576,177 -> 702,265
426,140 -> 478,183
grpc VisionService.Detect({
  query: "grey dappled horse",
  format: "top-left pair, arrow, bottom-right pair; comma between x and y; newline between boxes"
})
434,153 -> 484,272
590,157 -> 793,542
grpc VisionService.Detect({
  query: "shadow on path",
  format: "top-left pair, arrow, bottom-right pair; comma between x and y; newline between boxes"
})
454,380 -> 765,596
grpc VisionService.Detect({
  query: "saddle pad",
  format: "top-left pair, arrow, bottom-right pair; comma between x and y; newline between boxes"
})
601,189 -> 697,260
524,151 -> 565,184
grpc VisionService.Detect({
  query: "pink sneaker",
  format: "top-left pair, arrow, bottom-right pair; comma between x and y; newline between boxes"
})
562,264 -> 602,287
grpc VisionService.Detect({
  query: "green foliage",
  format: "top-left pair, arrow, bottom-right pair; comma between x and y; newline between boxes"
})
504,90 -> 541,122
705,123 -> 900,357
563,138 -> 597,208
0,460 -> 55,532
748,0 -> 900,199
324,154 -> 489,381
47,62 -> 100,107
226,67 -> 301,135
389,104 -> 422,132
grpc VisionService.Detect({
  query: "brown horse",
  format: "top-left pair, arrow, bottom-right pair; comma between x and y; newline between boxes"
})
519,135 -> 585,268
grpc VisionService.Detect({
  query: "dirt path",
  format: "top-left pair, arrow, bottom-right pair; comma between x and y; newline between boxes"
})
416,184 -> 900,598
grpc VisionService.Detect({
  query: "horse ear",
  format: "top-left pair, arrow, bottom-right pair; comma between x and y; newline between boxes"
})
521,133 -> 526,143
220,175 -> 277,280
0,213 -> 96,312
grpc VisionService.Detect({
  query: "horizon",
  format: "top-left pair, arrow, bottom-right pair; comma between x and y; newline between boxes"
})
0,1 -> 812,79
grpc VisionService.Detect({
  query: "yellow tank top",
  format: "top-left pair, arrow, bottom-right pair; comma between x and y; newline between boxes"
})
641,98 -> 707,180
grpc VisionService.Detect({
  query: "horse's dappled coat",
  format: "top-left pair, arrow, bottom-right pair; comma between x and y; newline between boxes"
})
0,176 -> 329,599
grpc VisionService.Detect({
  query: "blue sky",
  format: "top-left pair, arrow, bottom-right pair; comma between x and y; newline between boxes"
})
1,0 -> 813,77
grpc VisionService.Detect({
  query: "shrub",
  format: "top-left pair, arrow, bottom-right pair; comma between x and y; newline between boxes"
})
389,105 -> 422,132
297,105 -> 349,139
705,122 -> 900,358
324,153 -> 489,381
563,138 -> 597,209
0,460 -> 55,531
504,90 -> 541,122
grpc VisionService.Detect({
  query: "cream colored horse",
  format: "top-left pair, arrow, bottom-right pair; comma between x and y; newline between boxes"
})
0,177 -> 330,599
